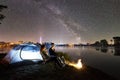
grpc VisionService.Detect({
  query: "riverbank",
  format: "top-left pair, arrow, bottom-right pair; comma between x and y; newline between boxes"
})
0,61 -> 118,80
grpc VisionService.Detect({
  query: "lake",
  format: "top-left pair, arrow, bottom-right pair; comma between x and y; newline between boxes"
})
56,46 -> 120,80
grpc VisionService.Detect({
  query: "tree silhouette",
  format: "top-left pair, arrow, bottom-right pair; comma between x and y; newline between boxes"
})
100,39 -> 108,47
94,41 -> 100,46
0,5 -> 7,24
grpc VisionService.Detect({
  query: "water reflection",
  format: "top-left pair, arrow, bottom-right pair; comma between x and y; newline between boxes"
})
95,47 -> 100,51
94,46 -> 120,56
100,47 -> 108,53
114,47 -> 120,56
95,47 -> 108,53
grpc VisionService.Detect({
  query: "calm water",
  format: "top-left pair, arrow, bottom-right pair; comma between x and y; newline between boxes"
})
56,46 -> 120,80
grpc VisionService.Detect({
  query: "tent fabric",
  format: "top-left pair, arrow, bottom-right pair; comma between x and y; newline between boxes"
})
3,43 -> 43,64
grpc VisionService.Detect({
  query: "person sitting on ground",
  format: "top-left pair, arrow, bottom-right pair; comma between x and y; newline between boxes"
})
40,44 -> 49,62
49,43 -> 57,57
49,43 -> 65,67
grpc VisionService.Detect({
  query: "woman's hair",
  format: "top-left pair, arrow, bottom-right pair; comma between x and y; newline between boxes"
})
40,44 -> 46,51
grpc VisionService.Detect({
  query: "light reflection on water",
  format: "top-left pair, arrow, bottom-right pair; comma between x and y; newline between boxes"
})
56,46 -> 120,80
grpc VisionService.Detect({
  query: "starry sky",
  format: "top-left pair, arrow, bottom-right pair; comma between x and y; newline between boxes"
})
0,0 -> 120,44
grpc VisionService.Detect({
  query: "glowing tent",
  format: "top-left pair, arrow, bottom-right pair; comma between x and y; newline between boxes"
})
3,43 -> 43,64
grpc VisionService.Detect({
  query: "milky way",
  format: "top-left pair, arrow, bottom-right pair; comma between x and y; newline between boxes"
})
0,0 -> 120,43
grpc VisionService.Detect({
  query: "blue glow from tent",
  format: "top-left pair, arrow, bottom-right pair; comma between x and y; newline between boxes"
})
4,43 -> 43,64
21,51 -> 43,60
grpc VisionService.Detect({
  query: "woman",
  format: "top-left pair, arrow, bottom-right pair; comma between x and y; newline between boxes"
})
40,44 -> 49,62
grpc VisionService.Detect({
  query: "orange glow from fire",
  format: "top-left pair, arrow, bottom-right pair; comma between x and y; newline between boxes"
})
68,59 -> 82,69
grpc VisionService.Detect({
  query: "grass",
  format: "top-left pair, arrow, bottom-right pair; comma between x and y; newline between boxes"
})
0,62 -> 118,80
0,54 -> 6,60
56,51 -> 71,61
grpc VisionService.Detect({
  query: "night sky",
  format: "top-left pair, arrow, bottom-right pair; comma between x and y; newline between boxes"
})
0,0 -> 120,44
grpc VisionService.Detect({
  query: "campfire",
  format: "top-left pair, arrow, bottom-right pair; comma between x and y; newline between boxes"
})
68,59 -> 83,69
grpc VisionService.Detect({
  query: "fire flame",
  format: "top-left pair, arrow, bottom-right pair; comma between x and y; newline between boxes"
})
68,59 -> 82,69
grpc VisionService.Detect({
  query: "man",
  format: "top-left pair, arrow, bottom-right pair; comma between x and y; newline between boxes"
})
49,43 -> 57,57
49,43 -> 65,67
